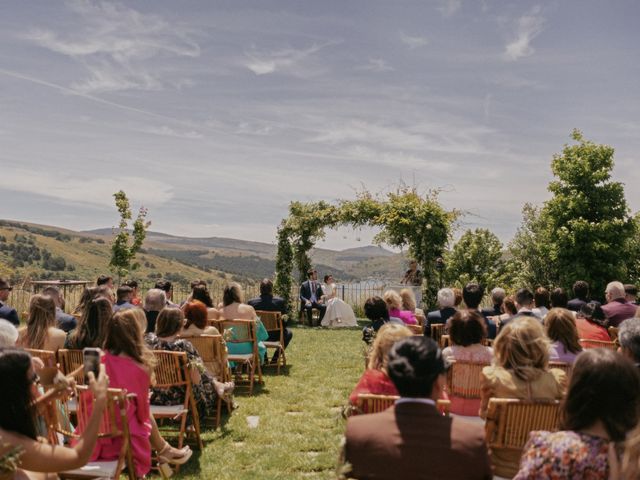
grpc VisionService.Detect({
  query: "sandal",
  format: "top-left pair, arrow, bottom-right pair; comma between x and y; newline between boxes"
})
157,443 -> 193,465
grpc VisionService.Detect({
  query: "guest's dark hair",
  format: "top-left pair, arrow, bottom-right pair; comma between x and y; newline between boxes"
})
155,308 -> 184,338
534,287 -> 550,309
578,301 -> 608,328
259,279 -> 273,296
68,297 -> 112,349
306,269 -> 315,278
191,285 -> 214,308
123,279 -> 138,289
116,285 -> 133,302
0,348 -> 39,440
222,283 -> 243,306
515,288 -> 534,307
96,274 -> 113,286
190,279 -> 207,290
364,296 -> 389,322
501,296 -> 518,315
550,288 -> 568,308
625,284 -> 638,297
561,348 -> 640,441
324,275 -> 331,283
573,281 -> 589,300
154,280 -> 173,293
184,300 -> 208,330
448,310 -> 487,347
463,283 -> 484,309
387,337 -> 448,398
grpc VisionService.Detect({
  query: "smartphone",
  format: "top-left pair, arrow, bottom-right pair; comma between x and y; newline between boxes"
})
83,348 -> 101,383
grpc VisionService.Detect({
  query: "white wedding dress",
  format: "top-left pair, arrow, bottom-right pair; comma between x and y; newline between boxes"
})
320,283 -> 358,327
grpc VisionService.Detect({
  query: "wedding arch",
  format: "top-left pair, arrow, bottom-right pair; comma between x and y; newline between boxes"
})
274,186 -> 458,313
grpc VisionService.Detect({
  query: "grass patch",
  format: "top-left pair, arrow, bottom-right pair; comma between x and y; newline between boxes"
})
174,324 -> 364,480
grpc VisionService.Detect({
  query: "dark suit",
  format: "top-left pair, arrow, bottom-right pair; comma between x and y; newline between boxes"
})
0,301 -> 19,326
345,401 -> 492,480
55,307 -> 77,333
567,298 -> 588,312
425,306 -> 456,335
299,280 -> 326,324
248,295 -> 293,358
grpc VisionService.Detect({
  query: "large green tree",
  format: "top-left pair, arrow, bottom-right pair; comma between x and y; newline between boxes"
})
109,190 -> 150,281
444,228 -> 505,291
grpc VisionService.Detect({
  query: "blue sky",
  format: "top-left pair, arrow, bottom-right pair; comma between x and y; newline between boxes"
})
1,0 -> 638,250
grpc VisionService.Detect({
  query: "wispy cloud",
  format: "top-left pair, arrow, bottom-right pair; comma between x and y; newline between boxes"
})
437,0 -> 462,17
356,58 -> 394,72
23,0 -> 200,92
399,31 -> 429,49
142,125 -> 203,139
243,42 -> 333,76
504,6 -> 545,61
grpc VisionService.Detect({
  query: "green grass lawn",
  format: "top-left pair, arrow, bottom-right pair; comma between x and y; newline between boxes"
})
175,324 -> 364,480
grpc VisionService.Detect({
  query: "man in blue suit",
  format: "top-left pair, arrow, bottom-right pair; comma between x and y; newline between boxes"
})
0,278 -> 19,326
299,269 -> 326,325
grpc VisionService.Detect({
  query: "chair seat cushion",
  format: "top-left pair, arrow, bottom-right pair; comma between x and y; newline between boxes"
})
228,354 -> 253,361
62,460 -> 119,478
150,404 -> 187,416
263,341 -> 282,348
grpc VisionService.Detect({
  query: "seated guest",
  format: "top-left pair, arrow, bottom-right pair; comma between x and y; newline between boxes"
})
618,317 -> 640,366
247,279 -> 293,359
0,319 -> 18,348
602,281 -> 638,327
575,301 -> 610,341
426,288 -> 457,335
349,323 -> 413,405
492,295 -> 517,329
481,316 -> 566,477
112,285 -> 136,312
149,308 -> 232,418
218,283 -> 268,363
344,336 -> 492,480
17,294 -> 66,352
442,310 -> 493,416
41,286 -> 77,332
626,284 -> 639,305
0,348 -> 109,477
299,269 -> 326,325
155,280 -> 179,308
499,288 -> 536,332
0,277 -> 19,326
532,287 -> 550,319
190,285 -> 219,319
65,297 -> 112,349
143,288 -> 166,334
515,349 -> 640,479
545,308 -> 582,364
568,280 -> 590,312
463,283 -> 497,339
180,300 -> 219,337
123,279 -> 142,306
96,274 -> 114,289
550,287 -> 569,309
72,286 -> 99,316
453,287 -> 463,308
482,287 -> 505,317
361,296 -> 404,345
383,290 -> 417,325
399,288 -> 424,319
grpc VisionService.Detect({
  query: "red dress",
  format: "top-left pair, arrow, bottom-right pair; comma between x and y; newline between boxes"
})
575,318 -> 610,341
349,369 -> 398,405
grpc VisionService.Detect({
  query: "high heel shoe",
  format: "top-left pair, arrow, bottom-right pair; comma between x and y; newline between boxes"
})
157,443 -> 193,465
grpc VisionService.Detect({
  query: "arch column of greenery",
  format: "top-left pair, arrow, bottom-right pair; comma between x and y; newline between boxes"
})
274,187 -> 458,315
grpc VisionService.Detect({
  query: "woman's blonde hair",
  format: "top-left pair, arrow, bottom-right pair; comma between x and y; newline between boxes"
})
19,294 -> 56,349
128,308 -> 148,335
367,323 -> 413,371
399,289 -> 416,311
493,316 -> 550,381
383,290 -> 402,310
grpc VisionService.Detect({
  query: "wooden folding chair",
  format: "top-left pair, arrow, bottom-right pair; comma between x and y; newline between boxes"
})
549,361 -> 573,378
188,334 -> 232,428
218,319 -> 262,395
25,348 -> 57,368
256,310 -> 286,373
352,393 -> 450,417
58,349 -> 85,385
430,323 -> 447,347
37,385 -> 136,480
485,398 -> 561,478
579,338 -> 617,350
407,323 -> 424,335
446,360 -> 488,399
608,326 -> 619,342
151,350 -> 203,450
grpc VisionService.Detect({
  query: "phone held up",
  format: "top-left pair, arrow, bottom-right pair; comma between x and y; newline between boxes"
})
83,347 -> 101,383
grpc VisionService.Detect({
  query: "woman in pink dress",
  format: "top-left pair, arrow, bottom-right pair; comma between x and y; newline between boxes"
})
383,290 -> 417,325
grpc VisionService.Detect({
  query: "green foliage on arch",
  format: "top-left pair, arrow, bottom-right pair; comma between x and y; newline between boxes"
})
274,186 -> 458,314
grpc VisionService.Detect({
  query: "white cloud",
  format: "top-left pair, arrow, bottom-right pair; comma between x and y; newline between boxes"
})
243,42 -> 332,76
399,32 -> 429,49
356,58 -> 394,73
1,168 -> 174,208
142,125 -> 203,139
437,0 -> 462,17
504,6 -> 545,61
23,0 -> 200,92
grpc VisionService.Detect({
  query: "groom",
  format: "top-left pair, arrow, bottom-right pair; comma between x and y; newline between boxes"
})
299,269 -> 326,326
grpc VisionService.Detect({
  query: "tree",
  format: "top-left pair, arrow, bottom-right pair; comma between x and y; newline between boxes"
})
444,228 -> 505,291
109,190 -> 150,280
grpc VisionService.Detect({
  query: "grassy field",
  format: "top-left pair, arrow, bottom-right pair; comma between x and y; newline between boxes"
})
175,324 -> 364,480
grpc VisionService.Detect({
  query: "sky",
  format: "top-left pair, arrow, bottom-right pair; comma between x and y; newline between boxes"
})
0,0 -> 639,251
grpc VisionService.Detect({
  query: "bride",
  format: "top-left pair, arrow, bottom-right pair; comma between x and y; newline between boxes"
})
320,275 -> 358,327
